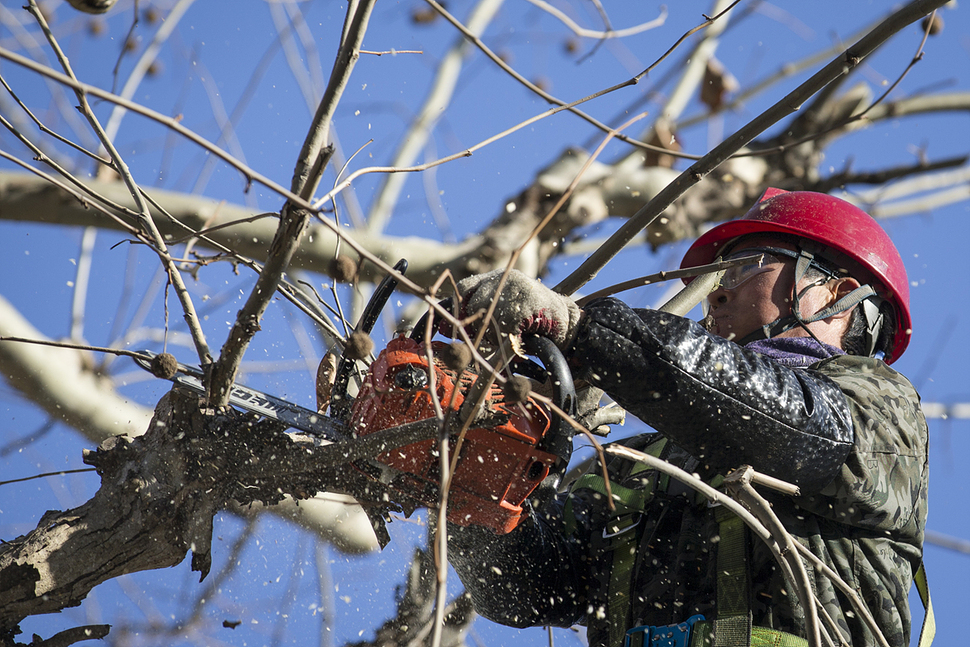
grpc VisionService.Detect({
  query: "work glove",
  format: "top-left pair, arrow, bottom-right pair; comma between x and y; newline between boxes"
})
450,269 -> 583,351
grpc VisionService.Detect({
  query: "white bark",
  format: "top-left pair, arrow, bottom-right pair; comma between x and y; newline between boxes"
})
0,294 -> 152,443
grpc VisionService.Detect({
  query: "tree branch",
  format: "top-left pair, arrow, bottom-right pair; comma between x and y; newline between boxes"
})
207,0 -> 378,407
0,388 -> 444,632
555,0 -> 950,296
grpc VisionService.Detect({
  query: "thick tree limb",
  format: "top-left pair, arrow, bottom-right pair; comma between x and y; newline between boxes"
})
0,297 -> 379,555
0,171 -> 479,287
0,388 -> 444,632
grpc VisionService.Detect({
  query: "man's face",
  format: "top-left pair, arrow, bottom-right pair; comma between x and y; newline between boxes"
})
705,238 -> 830,343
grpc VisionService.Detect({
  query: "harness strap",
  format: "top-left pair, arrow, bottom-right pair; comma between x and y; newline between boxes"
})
714,509 -> 751,647
569,438 -> 667,647
914,562 -> 935,647
605,440 -> 668,647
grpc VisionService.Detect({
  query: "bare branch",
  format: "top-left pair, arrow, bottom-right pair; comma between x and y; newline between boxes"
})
207,0 -> 379,407
102,0 -> 196,144
524,0 -> 666,40
25,0 -> 212,365
421,0 -> 702,161
555,0 -> 950,296
366,0 -> 505,235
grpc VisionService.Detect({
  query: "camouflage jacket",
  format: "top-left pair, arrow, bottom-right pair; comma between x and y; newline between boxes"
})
448,298 -> 928,647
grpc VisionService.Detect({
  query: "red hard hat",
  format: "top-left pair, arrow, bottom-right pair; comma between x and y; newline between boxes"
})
680,188 -> 912,362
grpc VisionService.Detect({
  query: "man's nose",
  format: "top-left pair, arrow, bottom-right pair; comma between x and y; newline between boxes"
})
707,285 -> 730,307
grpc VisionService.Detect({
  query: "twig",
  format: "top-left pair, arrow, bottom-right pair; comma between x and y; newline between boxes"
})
0,47 -> 272,200
420,277 -> 462,647
0,72 -> 110,164
554,0 -> 950,296
207,0 -> 378,407
815,155 -> 968,194
0,334 -> 153,362
791,542 -> 893,647
360,49 -> 423,56
725,467 -> 823,647
0,105 -> 146,223
0,468 -> 97,487
0,419 -> 54,458
735,9 -> 941,162
110,0 -> 141,94
0,148 -> 141,234
422,0 -> 703,161
367,0 -> 504,236
25,0 -> 212,366
103,0 -> 196,144
575,254 -> 764,306
659,0 -> 737,123
524,0 -> 666,39
676,17 -> 882,131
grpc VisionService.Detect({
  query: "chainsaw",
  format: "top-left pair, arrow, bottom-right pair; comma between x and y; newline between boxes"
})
136,259 -> 576,536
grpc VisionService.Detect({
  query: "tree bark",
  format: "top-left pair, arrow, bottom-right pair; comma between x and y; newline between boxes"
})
0,386 -> 449,634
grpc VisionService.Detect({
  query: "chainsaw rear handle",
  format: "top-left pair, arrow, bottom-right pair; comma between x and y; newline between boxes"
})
520,333 -> 576,465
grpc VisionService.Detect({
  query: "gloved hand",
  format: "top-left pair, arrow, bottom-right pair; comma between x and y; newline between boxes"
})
450,269 -> 583,350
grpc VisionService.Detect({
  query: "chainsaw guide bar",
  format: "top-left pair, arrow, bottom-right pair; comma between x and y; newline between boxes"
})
133,351 -> 352,443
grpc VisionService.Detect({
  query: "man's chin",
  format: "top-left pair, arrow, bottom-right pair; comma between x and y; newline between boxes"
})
713,321 -> 745,343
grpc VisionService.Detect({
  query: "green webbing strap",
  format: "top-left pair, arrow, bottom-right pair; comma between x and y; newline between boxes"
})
572,473 -> 650,512
691,623 -> 808,647
914,562 -> 935,647
714,510 -> 751,647
610,441 -> 666,647
714,507 -> 813,647
567,438 -> 666,647
607,521 -> 642,647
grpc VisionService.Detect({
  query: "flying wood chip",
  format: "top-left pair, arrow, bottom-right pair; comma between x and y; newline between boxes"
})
316,348 -> 338,414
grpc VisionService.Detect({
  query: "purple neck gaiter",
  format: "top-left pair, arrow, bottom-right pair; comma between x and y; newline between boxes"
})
744,337 -> 845,368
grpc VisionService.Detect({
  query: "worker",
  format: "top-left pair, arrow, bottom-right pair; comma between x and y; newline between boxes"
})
444,189 -> 929,647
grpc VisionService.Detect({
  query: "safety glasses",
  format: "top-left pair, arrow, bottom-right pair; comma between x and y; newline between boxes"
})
717,247 -> 789,291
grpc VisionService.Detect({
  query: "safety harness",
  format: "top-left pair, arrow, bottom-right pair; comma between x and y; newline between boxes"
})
566,436 -> 935,647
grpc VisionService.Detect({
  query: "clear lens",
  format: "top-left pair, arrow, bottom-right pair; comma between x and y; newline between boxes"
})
719,253 -> 781,290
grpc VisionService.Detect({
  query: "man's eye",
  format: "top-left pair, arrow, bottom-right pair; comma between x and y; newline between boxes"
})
722,263 -> 769,289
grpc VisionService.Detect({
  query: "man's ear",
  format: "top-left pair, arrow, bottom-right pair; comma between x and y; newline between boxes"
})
826,277 -> 862,319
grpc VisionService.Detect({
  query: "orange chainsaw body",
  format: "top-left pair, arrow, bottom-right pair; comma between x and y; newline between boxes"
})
349,335 -> 558,534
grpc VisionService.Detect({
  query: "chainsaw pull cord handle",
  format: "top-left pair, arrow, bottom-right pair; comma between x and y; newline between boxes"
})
331,258 -> 408,420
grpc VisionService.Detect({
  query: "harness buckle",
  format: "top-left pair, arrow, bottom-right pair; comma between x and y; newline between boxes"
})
623,614 -> 704,647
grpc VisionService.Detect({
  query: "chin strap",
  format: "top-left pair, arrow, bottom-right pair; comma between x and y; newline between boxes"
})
737,250 -> 879,353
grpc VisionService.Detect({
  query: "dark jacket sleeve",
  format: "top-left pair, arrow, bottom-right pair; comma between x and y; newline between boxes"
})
568,297 -> 854,492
